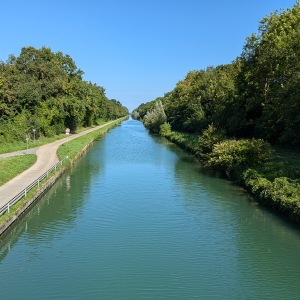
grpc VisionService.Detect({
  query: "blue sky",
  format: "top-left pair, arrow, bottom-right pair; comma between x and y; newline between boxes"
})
1,0 -> 296,112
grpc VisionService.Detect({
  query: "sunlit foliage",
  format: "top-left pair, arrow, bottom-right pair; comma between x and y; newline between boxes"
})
0,47 -> 128,142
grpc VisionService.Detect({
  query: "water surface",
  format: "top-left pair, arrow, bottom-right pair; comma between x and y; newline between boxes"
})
1,119 -> 300,299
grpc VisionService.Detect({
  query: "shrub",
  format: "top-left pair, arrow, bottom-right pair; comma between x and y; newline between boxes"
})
243,168 -> 300,220
144,101 -> 166,133
243,168 -> 272,197
206,138 -> 272,174
132,110 -> 140,120
159,122 -> 172,137
196,124 -> 225,161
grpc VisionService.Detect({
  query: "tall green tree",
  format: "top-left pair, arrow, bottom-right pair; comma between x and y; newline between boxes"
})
0,47 -> 128,142
234,5 -> 300,143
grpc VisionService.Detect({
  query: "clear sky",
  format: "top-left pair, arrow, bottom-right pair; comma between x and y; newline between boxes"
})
0,0 -> 296,112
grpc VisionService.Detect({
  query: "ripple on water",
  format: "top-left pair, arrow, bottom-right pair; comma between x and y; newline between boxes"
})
1,120 -> 300,300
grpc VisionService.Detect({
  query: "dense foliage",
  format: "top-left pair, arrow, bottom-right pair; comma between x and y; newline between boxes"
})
134,4 -> 300,146
206,139 -> 272,173
143,101 -> 166,133
133,3 -> 300,223
0,47 -> 128,142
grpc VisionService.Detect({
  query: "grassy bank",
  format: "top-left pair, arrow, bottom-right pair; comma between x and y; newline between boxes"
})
0,155 -> 37,186
161,128 -> 300,224
0,119 -> 109,154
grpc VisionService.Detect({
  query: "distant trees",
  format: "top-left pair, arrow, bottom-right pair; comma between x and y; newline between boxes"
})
0,47 -> 128,142
133,4 -> 300,146
143,101 -> 166,133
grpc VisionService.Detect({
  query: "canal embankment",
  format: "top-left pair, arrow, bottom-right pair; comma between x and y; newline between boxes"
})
0,117 -> 127,235
159,127 -> 300,225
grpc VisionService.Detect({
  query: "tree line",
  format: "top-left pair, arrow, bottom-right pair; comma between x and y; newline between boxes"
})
133,3 -> 300,147
0,46 -> 128,142
133,4 -> 300,223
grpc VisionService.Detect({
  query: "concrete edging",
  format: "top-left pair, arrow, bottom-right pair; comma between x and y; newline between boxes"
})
0,168 -> 66,236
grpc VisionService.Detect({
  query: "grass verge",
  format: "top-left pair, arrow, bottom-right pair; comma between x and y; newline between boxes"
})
0,155 -> 37,186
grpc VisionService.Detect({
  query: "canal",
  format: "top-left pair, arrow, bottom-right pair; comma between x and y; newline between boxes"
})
1,119 -> 300,299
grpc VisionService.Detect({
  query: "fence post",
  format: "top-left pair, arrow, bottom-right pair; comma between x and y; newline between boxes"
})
7,203 -> 10,213
25,189 -> 27,197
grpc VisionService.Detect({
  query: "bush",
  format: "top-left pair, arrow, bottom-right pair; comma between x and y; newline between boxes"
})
243,168 -> 273,197
196,124 -> 225,161
206,138 -> 272,174
144,101 -> 166,133
243,168 -> 300,221
159,122 -> 172,137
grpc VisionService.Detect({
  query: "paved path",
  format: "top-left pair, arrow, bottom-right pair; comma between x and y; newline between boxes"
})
0,147 -> 39,158
0,121 -> 116,209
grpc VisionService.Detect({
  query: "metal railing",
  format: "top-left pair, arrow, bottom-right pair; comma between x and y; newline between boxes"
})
0,156 -> 68,216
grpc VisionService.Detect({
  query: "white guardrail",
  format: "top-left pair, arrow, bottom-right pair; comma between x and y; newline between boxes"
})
0,156 -> 68,216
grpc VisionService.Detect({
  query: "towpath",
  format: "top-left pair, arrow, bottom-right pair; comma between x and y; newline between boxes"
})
0,120 -> 116,209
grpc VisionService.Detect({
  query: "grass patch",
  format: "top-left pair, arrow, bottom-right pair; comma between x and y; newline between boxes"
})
0,135 -> 66,154
0,155 -> 37,186
273,146 -> 300,169
162,131 -> 199,153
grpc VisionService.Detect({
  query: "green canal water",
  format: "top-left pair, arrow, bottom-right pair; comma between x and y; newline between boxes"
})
1,119 -> 300,299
